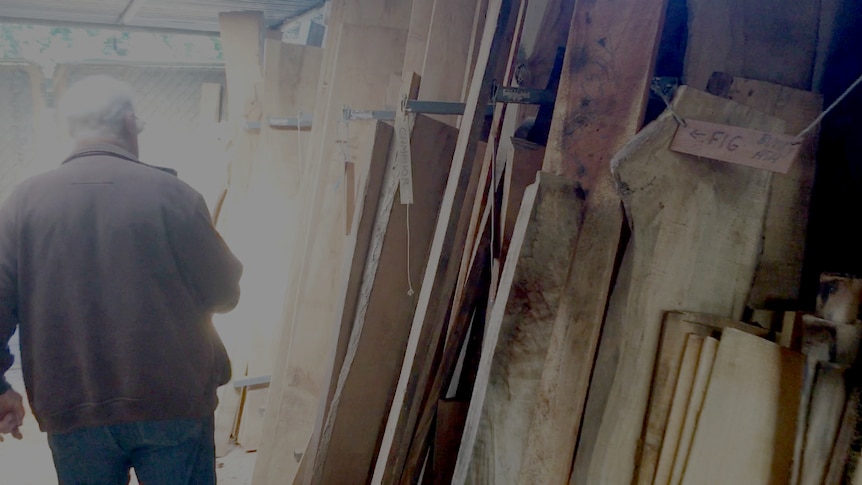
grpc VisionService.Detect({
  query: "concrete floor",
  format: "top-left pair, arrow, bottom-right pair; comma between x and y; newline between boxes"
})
0,331 -> 257,484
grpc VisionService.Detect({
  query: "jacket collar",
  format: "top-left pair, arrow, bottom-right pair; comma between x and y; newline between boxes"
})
63,143 -> 140,165
61,144 -> 178,177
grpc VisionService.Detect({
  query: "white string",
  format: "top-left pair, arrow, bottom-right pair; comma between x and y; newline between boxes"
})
337,118 -> 351,164
406,203 -> 415,296
652,85 -> 687,127
795,71 -> 862,141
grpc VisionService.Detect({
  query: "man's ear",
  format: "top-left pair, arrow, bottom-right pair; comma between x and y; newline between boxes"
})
123,111 -> 137,136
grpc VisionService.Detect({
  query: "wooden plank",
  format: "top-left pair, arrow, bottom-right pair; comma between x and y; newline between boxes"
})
252,20 -> 408,485
231,35 -> 322,472
236,37 -> 325,452
540,0 -> 667,188
452,171 -> 584,485
706,74 -> 823,307
801,315 -> 862,366
817,273 -> 862,324
426,399 -> 471,485
199,82 -> 222,123
513,0 -> 668,480
653,334 -> 705,485
668,337 -> 718,485
800,363 -> 847,485
396,0 -> 530,466
634,312 -> 769,485
500,138 -> 543,260
371,1 -> 521,482
306,119 -> 393,484
515,174 -> 622,485
419,0 -> 481,116
825,387 -> 860,485
311,116 -> 458,485
683,0 -> 820,91
680,329 -> 805,485
213,11 -> 264,457
573,86 -> 785,485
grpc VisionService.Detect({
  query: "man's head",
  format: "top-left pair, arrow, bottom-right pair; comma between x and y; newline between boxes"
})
59,75 -> 143,156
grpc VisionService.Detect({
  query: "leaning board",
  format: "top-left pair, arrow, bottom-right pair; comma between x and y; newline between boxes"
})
680,328 -> 804,485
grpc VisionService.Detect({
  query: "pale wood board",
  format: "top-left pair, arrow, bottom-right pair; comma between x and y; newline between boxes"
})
311,116 -> 458,484
501,138 -> 544,260
515,173 -> 622,485
236,37 -> 322,477
668,336 -> 718,485
397,0 -> 530,464
635,312 -> 769,485
452,171 -> 584,485
540,0 -> 667,188
370,1 -> 521,482
683,0 -> 820,91
199,82 -> 222,123
213,11 -> 264,457
800,363 -> 847,485
802,315 -> 862,366
680,329 -> 804,485
653,334 -> 704,485
251,19 -> 408,485
236,38 -> 324,452
573,86 -> 785,485
816,273 -> 862,325
419,0 -> 481,120
825,387 -> 860,485
706,74 -> 823,307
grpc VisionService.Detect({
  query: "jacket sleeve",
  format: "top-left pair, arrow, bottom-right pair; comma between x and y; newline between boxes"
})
172,194 -> 243,314
0,192 -> 19,394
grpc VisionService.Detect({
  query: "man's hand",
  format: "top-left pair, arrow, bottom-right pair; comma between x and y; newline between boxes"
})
0,389 -> 24,441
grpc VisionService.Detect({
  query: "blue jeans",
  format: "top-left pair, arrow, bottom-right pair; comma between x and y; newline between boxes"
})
47,416 -> 215,485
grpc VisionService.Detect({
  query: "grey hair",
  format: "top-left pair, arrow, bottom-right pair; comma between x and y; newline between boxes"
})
59,75 -> 137,141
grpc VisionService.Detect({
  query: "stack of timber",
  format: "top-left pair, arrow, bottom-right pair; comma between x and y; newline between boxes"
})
631,272 -> 862,485
210,0 -> 862,483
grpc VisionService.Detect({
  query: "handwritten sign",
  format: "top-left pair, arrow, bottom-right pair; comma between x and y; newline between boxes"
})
670,119 -> 801,174
395,107 -> 414,204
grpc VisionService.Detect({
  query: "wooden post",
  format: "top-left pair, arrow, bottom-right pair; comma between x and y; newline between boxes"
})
213,11 -> 264,457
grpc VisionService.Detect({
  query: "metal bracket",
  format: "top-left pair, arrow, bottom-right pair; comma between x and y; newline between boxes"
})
233,374 -> 272,388
244,114 -> 313,131
343,83 -> 557,121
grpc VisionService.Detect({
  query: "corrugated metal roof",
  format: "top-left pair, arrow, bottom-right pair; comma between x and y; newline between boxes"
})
0,0 -> 324,34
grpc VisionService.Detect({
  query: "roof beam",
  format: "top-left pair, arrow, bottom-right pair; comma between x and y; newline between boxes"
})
118,0 -> 152,25
0,16 -> 219,36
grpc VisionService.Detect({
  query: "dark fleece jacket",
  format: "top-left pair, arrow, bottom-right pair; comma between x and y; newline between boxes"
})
0,144 -> 242,434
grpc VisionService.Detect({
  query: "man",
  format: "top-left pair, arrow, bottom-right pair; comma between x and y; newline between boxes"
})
0,75 -> 243,484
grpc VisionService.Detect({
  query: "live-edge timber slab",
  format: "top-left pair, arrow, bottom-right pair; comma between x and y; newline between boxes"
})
572,86 -> 785,485
452,171 -> 585,485
706,73 -> 823,308
680,329 -> 804,485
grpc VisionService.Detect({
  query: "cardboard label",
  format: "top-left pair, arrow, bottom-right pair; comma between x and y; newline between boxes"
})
670,119 -> 801,174
395,108 -> 414,204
